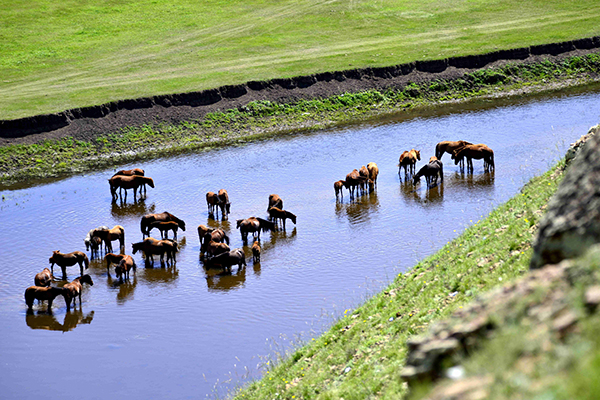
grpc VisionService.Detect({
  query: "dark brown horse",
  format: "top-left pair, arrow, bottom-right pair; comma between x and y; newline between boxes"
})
108,175 -> 154,201
267,194 -> 283,212
49,251 -> 89,279
205,240 -> 231,258
268,207 -> 297,230
252,241 -> 261,263
24,286 -> 68,311
205,248 -> 246,272
206,192 -> 221,216
453,144 -> 495,172
132,238 -> 177,266
104,253 -> 136,273
413,159 -> 444,188
148,221 -> 181,240
236,217 -> 276,242
34,268 -> 54,287
344,169 -> 369,198
63,275 -> 94,311
217,189 -> 231,217
334,180 -> 345,200
115,258 -> 137,281
399,149 -> 421,177
197,224 -> 215,247
140,211 -> 186,238
84,225 -> 108,259
435,140 -> 472,167
92,225 -> 125,253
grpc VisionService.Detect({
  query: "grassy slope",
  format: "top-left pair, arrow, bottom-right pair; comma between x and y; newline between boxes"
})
232,160 -> 567,399
1,0 -> 600,119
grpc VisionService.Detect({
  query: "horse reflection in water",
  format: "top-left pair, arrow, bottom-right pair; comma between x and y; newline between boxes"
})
400,179 -> 445,205
205,266 -> 247,292
111,197 -> 155,220
107,273 -> 138,305
335,191 -> 380,224
450,170 -> 496,189
26,310 -> 95,332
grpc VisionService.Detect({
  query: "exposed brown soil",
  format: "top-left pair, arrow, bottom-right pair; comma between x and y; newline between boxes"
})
1,37 -> 599,147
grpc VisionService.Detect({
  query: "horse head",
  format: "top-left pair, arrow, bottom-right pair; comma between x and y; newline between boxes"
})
145,177 -> 155,188
80,275 -> 94,286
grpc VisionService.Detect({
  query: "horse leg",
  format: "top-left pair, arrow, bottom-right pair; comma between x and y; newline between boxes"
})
79,261 -> 83,276
61,266 -> 67,280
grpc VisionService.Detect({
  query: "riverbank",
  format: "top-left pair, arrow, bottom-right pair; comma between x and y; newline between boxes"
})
230,127 -> 597,399
1,50 -> 599,188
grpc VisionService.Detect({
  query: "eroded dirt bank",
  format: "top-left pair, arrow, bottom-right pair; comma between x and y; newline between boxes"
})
1,37 -> 599,147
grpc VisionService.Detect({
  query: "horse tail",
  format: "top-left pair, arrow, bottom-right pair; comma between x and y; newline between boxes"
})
140,217 -> 147,236
435,143 -> 442,159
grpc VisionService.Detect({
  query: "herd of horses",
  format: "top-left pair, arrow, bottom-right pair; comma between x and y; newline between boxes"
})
25,139 -> 493,313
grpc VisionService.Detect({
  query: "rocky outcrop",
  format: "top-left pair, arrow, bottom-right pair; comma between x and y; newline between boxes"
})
530,124 -> 600,269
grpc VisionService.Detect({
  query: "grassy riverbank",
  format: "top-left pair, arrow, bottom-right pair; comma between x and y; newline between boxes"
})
1,53 -> 599,187
2,0 -> 599,119
231,156 -> 567,398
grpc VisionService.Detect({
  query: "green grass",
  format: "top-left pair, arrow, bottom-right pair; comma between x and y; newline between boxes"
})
1,0 -> 599,119
232,160 -> 566,399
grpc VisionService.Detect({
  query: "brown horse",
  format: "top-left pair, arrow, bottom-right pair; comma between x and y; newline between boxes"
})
108,175 -> 154,201
104,253 -> 136,273
268,207 -> 297,230
413,159 -> 444,188
252,241 -> 261,263
217,189 -> 231,217
132,238 -> 177,266
201,229 -> 230,253
197,224 -> 215,247
92,225 -> 125,253
205,240 -> 231,258
112,168 -> 147,193
84,225 -> 109,259
49,251 -> 89,279
399,149 -> 421,177
267,194 -> 283,212
115,258 -> 137,281
63,275 -> 94,311
435,140 -> 472,167
367,162 -> 379,186
148,221 -> 180,240
453,144 -> 495,172
334,180 -> 345,200
24,286 -> 68,311
206,192 -> 222,217
34,268 -> 54,287
140,211 -> 186,238
236,217 -> 276,242
205,248 -> 247,272
344,169 -> 369,198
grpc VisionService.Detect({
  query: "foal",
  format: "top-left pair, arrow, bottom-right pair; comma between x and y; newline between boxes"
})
268,207 -> 297,230
63,275 -> 94,311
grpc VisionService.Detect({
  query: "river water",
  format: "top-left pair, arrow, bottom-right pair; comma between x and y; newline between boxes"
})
1,86 -> 599,399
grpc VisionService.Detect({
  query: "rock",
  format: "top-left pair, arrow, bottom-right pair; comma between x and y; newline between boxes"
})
565,124 -> 598,164
584,285 -> 600,312
424,375 -> 493,400
530,125 -> 600,269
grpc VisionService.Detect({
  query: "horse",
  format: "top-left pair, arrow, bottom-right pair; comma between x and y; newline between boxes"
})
435,140 -> 472,167
367,162 -> 379,186
24,286 -> 68,311
108,175 -> 154,201
334,180 -> 345,200
205,240 -> 230,258
148,221 -> 180,240
453,144 -> 495,173
217,189 -> 231,217
140,211 -> 186,238
115,258 -> 137,281
344,169 -> 369,198
132,238 -> 177,266
34,268 -> 54,287
112,168 -> 147,194
206,192 -> 222,217
236,217 -> 276,242
84,225 -> 109,258
399,149 -> 421,177
49,251 -> 89,279
160,239 -> 178,265
268,207 -> 297,230
63,275 -> 94,311
197,224 -> 215,247
92,225 -> 125,253
413,159 -> 444,188
205,248 -> 247,272
252,241 -> 261,263
104,253 -> 136,273
267,194 -> 283,212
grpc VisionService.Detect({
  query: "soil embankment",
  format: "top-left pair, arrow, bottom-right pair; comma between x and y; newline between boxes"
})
1,37 -> 599,147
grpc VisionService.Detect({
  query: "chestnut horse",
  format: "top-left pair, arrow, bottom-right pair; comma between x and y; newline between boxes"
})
367,162 -> 379,186
63,275 -> 94,311
148,221 -> 180,240
344,169 -> 369,198
413,159 -> 444,188
34,268 -> 54,287
108,175 -> 154,201
104,253 -> 136,273
92,225 -> 125,253
115,258 -> 137,281
140,211 -> 186,238
24,286 -> 68,311
334,180 -> 345,200
453,144 -> 495,172
197,224 -> 215,247
252,241 -> 261,263
201,228 -> 230,253
268,207 -> 297,230
217,189 -> 231,217
132,238 -> 178,266
236,217 -> 276,242
207,191 -> 229,218
49,251 -> 89,279
267,194 -> 283,212
435,140 -> 472,164
112,168 -> 146,193
398,149 -> 421,177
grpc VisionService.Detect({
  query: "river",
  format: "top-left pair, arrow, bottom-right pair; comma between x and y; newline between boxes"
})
1,85 -> 599,399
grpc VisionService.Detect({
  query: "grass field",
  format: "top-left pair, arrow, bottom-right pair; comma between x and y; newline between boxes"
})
1,0 -> 599,120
